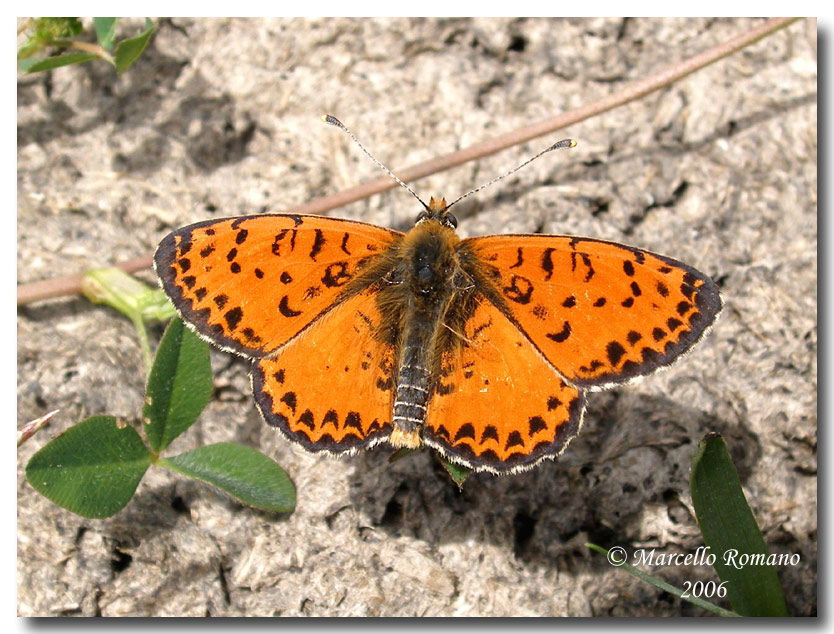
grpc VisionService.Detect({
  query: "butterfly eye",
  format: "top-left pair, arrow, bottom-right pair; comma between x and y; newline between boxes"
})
444,213 -> 458,229
415,211 -> 429,225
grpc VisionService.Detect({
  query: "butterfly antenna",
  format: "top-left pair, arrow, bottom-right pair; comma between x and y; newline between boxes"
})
321,114 -> 431,212
446,138 -> 577,210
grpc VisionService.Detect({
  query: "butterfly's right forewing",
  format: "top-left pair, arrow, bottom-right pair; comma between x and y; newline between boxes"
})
154,214 -> 402,358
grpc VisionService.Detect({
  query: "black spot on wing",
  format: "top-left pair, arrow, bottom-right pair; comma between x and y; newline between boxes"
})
570,252 -> 594,282
309,229 -> 325,261
322,262 -> 351,288
323,410 -> 338,427
455,423 -> 476,441
225,307 -> 243,330
542,248 -> 555,281
503,275 -> 534,304
606,341 -> 626,366
344,412 -> 362,430
297,410 -> 315,431
505,431 -> 524,449
481,425 -> 499,442
667,317 -> 683,332
280,391 -> 297,414
279,296 -> 302,317
528,416 -> 547,435
546,321 -> 571,343
242,327 -> 261,343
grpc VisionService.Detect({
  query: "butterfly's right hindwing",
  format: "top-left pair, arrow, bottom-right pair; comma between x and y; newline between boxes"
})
252,288 -> 396,452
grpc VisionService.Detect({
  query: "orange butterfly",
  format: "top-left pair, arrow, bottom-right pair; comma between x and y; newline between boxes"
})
154,118 -> 722,475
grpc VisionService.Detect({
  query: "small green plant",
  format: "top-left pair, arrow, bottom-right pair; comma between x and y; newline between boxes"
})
25,269 -> 296,518
18,17 -> 155,75
389,446 -> 471,487
587,433 -> 789,616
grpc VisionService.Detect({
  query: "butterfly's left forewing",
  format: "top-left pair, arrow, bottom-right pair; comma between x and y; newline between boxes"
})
462,234 -> 722,390
155,214 -> 401,358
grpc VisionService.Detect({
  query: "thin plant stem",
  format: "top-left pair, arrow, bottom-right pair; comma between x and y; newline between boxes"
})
131,314 -> 153,378
16,17 -> 801,306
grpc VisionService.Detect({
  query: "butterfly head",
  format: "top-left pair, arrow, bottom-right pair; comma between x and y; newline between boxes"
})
401,201 -> 462,297
415,196 -> 458,229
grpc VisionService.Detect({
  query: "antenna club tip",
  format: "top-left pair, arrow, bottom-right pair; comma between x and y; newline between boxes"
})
553,138 -> 577,149
321,114 -> 340,126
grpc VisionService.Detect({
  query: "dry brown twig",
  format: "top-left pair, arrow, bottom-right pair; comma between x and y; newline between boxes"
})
16,17 -> 800,306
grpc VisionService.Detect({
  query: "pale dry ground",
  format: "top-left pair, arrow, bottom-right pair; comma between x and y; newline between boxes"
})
18,18 -> 816,616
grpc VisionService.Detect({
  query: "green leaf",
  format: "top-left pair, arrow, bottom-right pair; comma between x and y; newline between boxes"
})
160,443 -> 296,512
17,39 -> 45,61
25,416 -> 151,519
82,268 -> 174,323
690,433 -> 789,616
20,52 -> 99,73
388,446 -> 419,463
82,268 -> 178,373
436,454 -> 471,487
143,318 -> 212,453
113,18 -> 155,74
33,17 -> 83,41
585,543 -> 739,617
93,18 -> 118,50
140,293 -> 177,323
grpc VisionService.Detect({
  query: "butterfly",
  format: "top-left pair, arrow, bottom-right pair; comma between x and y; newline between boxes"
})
154,118 -> 722,475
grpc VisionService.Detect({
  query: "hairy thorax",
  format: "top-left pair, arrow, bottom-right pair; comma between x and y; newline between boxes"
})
349,209 -> 482,449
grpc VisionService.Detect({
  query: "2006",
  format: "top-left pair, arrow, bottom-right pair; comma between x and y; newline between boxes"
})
682,580 -> 727,599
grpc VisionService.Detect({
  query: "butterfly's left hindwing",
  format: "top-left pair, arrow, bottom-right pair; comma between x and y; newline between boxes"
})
423,296 -> 585,474
154,214 -> 402,358
462,235 -> 722,390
